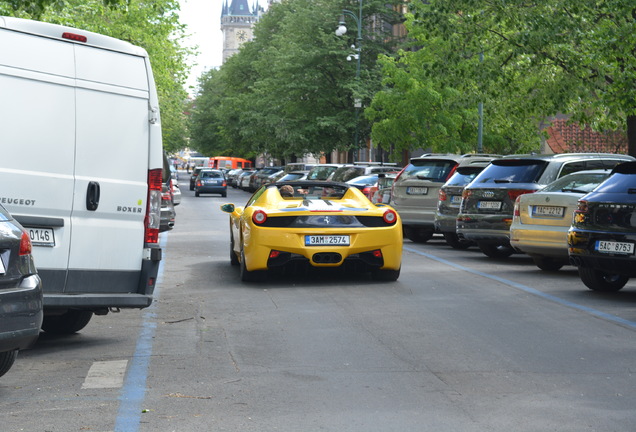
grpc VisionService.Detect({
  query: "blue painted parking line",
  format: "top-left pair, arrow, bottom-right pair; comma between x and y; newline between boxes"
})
114,235 -> 167,432
404,245 -> 636,330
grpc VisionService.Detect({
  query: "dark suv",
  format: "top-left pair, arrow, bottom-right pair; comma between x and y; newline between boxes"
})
391,154 -> 499,243
457,153 -> 634,258
568,161 -> 636,291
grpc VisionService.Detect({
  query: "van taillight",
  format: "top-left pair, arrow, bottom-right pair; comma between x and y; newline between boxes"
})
145,168 -> 162,244
62,32 -> 88,43
19,230 -> 32,256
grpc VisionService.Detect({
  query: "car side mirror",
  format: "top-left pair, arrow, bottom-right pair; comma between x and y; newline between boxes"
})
220,203 -> 235,213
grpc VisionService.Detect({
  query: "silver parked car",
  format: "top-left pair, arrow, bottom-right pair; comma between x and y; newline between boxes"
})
391,154 -> 499,243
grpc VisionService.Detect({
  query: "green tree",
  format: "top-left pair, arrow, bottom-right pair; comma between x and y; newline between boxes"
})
189,0 -> 405,162
371,0 -> 636,156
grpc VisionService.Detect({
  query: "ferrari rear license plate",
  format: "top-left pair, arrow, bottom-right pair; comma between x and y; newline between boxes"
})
27,227 -> 55,247
595,240 -> 634,255
406,187 -> 428,195
305,235 -> 350,246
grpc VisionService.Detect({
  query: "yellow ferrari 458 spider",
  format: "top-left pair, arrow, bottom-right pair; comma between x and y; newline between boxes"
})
220,181 -> 403,282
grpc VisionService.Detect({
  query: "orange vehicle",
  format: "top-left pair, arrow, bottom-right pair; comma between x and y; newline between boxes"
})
208,156 -> 253,170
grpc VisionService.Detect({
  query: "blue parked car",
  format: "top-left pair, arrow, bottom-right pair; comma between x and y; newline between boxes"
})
195,169 -> 228,197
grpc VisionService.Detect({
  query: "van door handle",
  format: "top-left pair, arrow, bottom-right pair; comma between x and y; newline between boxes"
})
86,181 -> 100,211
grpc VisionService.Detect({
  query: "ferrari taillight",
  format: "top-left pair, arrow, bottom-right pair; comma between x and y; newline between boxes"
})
383,209 -> 397,224
252,210 -> 268,224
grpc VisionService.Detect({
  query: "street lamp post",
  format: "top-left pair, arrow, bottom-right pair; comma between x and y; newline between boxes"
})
335,0 -> 363,161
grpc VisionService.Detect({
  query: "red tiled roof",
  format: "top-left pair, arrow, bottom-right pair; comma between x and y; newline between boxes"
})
545,118 -> 627,154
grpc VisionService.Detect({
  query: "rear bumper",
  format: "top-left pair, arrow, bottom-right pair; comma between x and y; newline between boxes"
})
510,225 -> 568,258
0,274 -> 43,352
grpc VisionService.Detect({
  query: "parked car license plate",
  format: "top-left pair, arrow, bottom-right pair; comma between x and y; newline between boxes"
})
532,205 -> 565,217
406,187 -> 428,195
450,195 -> 462,206
595,240 -> 635,255
477,201 -> 502,210
305,235 -> 350,246
27,227 -> 55,247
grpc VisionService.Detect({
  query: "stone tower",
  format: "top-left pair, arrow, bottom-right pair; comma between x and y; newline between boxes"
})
221,0 -> 261,63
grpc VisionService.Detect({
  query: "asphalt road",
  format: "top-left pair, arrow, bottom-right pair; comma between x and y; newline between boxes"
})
2,179 -> 636,431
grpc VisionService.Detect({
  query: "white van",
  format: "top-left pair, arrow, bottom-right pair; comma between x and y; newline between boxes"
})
0,17 -> 163,334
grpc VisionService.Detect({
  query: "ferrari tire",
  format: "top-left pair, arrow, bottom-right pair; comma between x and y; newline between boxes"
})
372,267 -> 401,282
578,266 -> 628,292
230,232 -> 239,266
0,350 -> 17,378
41,310 -> 93,334
240,250 -> 266,282
477,243 -> 515,259
443,232 -> 472,250
532,256 -> 565,272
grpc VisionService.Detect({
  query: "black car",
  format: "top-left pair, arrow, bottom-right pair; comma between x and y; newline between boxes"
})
457,153 -> 634,258
189,166 -> 205,191
434,165 -> 488,249
0,203 -> 43,378
568,161 -> 636,291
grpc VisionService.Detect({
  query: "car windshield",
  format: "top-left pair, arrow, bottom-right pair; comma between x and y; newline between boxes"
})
401,160 -> 457,182
307,166 -> 339,180
445,167 -> 484,186
200,171 -> 223,179
542,172 -> 610,193
331,167 -> 365,182
472,159 -> 548,184
347,175 -> 377,186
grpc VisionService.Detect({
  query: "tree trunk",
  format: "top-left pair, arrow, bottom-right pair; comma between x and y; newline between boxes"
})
628,115 -> 636,157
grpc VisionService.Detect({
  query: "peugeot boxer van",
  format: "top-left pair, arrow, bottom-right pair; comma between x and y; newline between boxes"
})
0,17 -> 163,334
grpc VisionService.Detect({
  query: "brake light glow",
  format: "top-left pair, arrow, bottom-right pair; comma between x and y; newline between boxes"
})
383,209 -> 398,224
19,230 -> 32,256
513,196 -> 521,217
269,250 -> 281,259
508,189 -> 535,202
253,210 -> 268,224
145,168 -> 162,244
372,250 -> 383,258
62,32 -> 88,43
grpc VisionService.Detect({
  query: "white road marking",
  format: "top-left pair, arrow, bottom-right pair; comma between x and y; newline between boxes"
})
82,360 -> 129,389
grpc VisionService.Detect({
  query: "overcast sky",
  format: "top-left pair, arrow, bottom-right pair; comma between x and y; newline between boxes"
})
178,0 -> 224,94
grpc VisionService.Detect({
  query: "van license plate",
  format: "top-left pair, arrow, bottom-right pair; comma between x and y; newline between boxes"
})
406,187 -> 428,195
305,235 -> 350,246
595,240 -> 634,255
27,227 -> 55,247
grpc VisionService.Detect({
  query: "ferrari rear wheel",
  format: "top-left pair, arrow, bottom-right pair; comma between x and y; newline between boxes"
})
372,267 -> 401,282
229,231 -> 239,266
240,250 -> 266,282
578,266 -> 628,292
